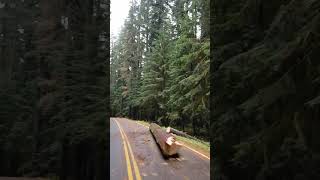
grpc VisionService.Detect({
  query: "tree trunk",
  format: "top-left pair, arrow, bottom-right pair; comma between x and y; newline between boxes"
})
149,123 -> 181,156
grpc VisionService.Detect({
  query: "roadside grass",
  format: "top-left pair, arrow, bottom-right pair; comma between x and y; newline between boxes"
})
175,135 -> 210,157
135,120 -> 210,157
136,120 -> 150,127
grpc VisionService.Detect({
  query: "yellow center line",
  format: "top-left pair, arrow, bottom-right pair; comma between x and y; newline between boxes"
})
115,119 -> 142,180
121,130 -> 142,180
114,119 -> 133,180
133,120 -> 210,160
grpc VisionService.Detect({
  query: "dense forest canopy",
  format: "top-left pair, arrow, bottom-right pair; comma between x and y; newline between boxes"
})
110,0 -> 210,139
0,0 -> 109,179
211,0 -> 320,179
2,0 -> 319,179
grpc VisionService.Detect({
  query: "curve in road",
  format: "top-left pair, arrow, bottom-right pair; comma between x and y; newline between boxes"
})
110,117 -> 210,180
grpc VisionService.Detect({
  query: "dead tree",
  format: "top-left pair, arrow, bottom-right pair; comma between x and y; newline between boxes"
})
150,123 -> 182,156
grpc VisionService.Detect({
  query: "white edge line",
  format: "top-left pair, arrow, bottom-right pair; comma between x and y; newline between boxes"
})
181,143 -> 210,160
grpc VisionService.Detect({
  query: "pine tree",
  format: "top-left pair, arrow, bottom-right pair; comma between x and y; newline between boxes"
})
0,0 -> 109,178
110,0 -> 210,138
140,24 -> 171,124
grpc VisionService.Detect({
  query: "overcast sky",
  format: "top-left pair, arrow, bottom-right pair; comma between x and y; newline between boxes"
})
111,0 -> 131,40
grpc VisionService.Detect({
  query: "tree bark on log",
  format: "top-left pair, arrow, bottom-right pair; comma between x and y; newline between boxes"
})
150,123 -> 181,156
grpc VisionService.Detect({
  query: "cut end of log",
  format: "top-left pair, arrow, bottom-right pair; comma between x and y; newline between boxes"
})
150,123 -> 181,156
166,136 -> 175,145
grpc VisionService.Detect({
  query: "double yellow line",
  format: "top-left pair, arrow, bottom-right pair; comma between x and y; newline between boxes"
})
114,119 -> 142,180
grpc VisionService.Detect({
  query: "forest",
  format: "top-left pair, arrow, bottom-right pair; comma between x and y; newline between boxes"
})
110,0 -> 210,139
211,0 -> 320,179
1,0 -> 320,179
0,0 -> 109,179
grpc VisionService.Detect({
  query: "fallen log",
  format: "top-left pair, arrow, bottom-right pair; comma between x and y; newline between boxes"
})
166,127 -> 189,137
167,127 -> 199,140
166,126 -> 208,145
150,123 -> 182,156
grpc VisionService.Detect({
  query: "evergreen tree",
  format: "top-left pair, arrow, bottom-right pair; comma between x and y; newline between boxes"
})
0,0 -> 109,179
110,0 -> 210,139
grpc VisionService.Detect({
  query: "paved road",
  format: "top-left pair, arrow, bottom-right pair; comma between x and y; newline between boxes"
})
110,117 -> 210,180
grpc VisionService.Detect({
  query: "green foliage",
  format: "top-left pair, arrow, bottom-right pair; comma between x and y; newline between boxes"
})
0,0 -> 109,178
111,0 -> 210,138
211,0 -> 320,179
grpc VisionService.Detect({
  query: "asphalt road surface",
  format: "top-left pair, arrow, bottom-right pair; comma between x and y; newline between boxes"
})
110,117 -> 210,180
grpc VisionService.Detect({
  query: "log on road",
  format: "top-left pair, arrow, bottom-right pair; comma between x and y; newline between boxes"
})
150,123 -> 182,156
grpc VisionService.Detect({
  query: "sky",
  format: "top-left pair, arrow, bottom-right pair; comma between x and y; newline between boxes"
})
110,0 -> 131,40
